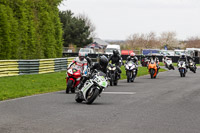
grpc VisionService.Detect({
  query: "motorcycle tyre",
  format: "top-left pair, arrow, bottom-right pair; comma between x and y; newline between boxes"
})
66,80 -> 73,94
75,93 -> 83,103
86,88 -> 100,104
150,69 -> 155,79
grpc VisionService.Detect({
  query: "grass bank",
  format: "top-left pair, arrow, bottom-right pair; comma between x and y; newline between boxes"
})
0,67 -> 166,101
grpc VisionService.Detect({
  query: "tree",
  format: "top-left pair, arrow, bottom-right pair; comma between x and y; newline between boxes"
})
185,36 -> 200,48
159,32 -> 179,49
59,10 -> 93,48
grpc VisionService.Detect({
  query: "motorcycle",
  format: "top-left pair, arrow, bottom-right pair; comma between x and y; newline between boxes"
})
107,64 -> 118,86
125,61 -> 137,82
164,58 -> 175,70
75,70 -> 108,104
148,59 -> 158,79
66,67 -> 82,93
178,61 -> 187,77
188,59 -> 196,73
141,57 -> 149,67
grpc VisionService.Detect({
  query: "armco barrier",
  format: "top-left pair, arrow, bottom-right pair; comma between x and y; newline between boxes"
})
0,58 -> 69,77
0,60 -> 19,77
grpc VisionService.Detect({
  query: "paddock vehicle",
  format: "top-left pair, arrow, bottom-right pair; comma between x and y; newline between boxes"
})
188,59 -> 196,73
66,67 -> 82,93
107,64 -> 118,86
148,59 -> 158,79
178,61 -> 187,77
75,70 -> 108,104
125,61 -> 137,82
164,58 -> 175,70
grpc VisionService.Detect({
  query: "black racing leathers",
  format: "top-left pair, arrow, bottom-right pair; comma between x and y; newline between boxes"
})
108,54 -> 122,74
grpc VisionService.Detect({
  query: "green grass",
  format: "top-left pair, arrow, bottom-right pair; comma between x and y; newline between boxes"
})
0,71 -> 66,101
0,67 -> 167,101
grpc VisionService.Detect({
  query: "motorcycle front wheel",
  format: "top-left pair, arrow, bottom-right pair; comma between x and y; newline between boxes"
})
150,69 -> 155,79
86,88 -> 100,104
66,80 -> 73,93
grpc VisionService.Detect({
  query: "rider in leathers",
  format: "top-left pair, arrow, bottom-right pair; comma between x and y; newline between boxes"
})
108,50 -> 122,79
126,52 -> 138,74
67,52 -> 87,75
149,54 -> 160,72
77,55 -> 108,90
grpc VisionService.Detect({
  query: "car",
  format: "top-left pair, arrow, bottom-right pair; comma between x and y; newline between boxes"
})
105,44 -> 121,55
79,48 -> 95,55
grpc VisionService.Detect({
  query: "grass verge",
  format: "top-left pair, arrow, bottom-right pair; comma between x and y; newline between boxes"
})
0,67 -> 167,101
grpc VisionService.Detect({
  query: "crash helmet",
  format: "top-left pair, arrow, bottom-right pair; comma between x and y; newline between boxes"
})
99,55 -> 108,68
78,52 -> 85,61
130,52 -> 135,57
180,53 -> 186,59
113,49 -> 118,56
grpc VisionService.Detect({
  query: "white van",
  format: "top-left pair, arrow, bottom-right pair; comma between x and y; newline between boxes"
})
105,44 -> 121,55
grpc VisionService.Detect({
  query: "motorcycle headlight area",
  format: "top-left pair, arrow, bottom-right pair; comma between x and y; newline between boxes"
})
109,67 -> 116,70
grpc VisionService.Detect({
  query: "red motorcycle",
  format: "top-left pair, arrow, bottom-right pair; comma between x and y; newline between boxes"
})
66,67 -> 82,93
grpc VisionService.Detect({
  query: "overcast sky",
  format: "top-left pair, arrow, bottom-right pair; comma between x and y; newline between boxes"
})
59,0 -> 200,40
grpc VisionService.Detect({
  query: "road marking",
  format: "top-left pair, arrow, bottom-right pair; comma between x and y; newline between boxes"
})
103,92 -> 136,95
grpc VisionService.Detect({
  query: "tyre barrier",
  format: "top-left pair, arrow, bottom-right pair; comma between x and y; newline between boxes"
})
0,58 -> 70,77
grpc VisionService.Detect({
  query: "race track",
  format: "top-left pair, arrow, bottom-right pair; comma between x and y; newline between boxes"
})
1,68 -> 200,133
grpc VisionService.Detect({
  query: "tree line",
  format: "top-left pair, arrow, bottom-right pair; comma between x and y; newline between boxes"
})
122,32 -> 200,50
0,0 -> 94,60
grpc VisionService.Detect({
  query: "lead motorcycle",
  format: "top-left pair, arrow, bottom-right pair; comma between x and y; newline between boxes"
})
125,61 -> 137,82
75,69 -> 108,104
178,61 -> 187,77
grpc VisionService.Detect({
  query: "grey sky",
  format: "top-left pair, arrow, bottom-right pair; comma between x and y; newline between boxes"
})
59,0 -> 200,40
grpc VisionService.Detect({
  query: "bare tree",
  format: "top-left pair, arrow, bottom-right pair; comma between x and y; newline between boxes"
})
185,36 -> 200,48
159,32 -> 179,49
77,13 -> 96,38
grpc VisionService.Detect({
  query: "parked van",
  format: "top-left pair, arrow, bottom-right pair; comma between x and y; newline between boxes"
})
105,44 -> 121,55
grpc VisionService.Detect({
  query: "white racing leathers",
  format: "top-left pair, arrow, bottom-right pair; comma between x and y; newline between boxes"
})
68,57 -> 87,75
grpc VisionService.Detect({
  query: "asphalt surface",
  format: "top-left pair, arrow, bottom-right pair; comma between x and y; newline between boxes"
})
1,68 -> 200,133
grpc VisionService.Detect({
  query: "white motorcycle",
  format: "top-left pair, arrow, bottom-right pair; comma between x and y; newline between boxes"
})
189,59 -> 196,73
164,58 -> 175,70
178,61 -> 187,77
75,70 -> 108,104
125,61 -> 138,82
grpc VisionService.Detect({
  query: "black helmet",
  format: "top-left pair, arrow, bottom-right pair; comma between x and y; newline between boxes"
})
180,54 -> 186,58
99,55 -> 108,68
113,49 -> 118,56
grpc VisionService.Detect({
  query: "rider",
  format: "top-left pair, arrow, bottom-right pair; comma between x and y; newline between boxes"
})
67,52 -> 87,75
108,49 -> 122,79
126,52 -> 138,75
84,53 -> 92,67
178,54 -> 188,68
126,52 -> 138,65
149,54 -> 160,70
77,55 -> 109,90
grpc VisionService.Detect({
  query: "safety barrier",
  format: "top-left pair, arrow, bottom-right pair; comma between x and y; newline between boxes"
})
0,58 -> 69,77
0,60 -> 19,77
